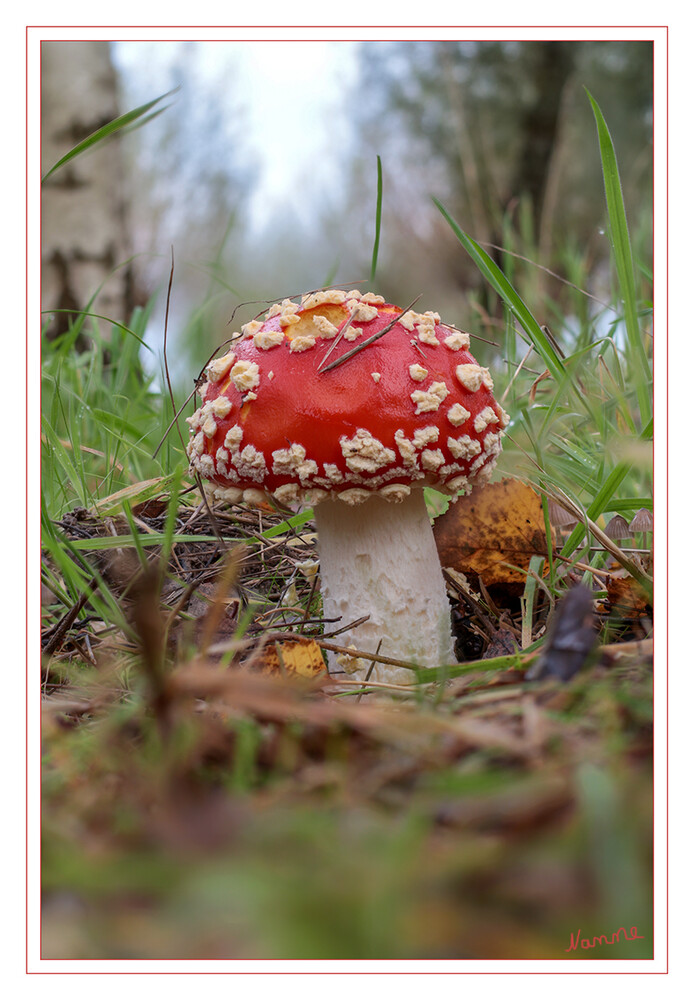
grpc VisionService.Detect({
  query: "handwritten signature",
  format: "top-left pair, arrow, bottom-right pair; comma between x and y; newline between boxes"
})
565,926 -> 645,952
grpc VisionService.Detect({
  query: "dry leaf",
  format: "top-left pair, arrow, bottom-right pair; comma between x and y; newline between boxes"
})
603,575 -> 651,619
433,478 -> 552,588
257,639 -> 327,678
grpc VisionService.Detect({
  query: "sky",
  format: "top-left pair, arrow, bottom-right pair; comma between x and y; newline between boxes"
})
110,40 -> 365,374
112,40 -> 360,231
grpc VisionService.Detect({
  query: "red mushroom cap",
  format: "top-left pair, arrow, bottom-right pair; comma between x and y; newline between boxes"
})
187,290 -> 509,506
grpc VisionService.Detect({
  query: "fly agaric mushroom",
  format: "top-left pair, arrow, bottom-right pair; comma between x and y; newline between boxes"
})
187,289 -> 509,683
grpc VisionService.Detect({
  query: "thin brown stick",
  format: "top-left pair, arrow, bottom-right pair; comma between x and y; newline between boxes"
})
194,473 -> 233,552
152,385 -> 197,461
318,295 -> 422,374
552,554 -> 611,578
300,571 -> 321,632
315,306 -> 358,372
357,639 -> 382,702
310,636 -> 420,671
320,615 -> 371,638
42,581 -> 97,656
328,677 -> 417,694
500,344 -> 535,405
164,580 -> 200,630
600,637 -> 653,657
478,241 -> 612,311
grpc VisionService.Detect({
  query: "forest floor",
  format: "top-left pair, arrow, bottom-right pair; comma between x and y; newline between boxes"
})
40,487 -> 654,961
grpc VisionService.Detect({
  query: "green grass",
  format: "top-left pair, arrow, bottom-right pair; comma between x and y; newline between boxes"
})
42,88 -> 176,184
370,154 -> 383,282
41,300 -> 184,517
434,94 -> 652,600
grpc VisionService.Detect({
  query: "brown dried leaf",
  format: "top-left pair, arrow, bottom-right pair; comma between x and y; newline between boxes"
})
433,478 -> 552,587
603,575 -> 651,619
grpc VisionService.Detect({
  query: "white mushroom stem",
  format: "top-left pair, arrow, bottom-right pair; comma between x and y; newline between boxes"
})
313,490 -> 456,685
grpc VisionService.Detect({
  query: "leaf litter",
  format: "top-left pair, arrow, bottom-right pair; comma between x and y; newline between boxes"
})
40,477 -> 654,960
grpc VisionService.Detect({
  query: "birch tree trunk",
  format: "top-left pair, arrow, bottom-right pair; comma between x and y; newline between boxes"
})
41,41 -> 135,340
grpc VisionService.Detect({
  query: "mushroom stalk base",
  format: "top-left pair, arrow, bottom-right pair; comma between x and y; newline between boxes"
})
314,491 -> 456,685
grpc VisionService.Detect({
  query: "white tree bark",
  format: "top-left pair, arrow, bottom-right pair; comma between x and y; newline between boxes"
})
41,41 -> 134,339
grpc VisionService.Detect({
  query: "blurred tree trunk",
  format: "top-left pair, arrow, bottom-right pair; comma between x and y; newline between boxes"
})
511,41 -> 576,237
41,41 -> 136,340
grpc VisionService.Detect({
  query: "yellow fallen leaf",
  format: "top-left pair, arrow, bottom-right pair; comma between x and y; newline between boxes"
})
433,478 -> 553,588
258,639 -> 327,678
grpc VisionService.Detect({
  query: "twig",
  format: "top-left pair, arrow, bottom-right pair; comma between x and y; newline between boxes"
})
315,307 -> 358,372
42,580 -> 98,655
600,637 -> 653,657
164,580 -> 200,630
327,677 -> 418,694
313,636 -> 420,671
318,295 -> 422,374
194,473 -> 233,552
500,344 -> 535,405
443,569 -> 498,639
152,385 -> 197,460
357,639 -> 382,702
198,547 -> 243,656
320,614 -> 371,638
478,240 -> 612,311
553,554 -> 611,578
300,571 -> 321,632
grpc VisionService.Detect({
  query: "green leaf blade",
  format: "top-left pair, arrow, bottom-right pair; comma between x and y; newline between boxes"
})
433,198 -> 566,385
370,155 -> 383,283
41,88 -> 177,183
586,90 -> 652,427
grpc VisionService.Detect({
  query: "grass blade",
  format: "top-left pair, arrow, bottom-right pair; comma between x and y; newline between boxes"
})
433,198 -> 566,385
559,462 -> 631,557
121,500 -> 149,570
159,465 -> 185,571
370,155 -> 383,283
42,89 -> 177,183
41,415 -> 90,508
42,309 -> 153,352
586,90 -> 652,426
